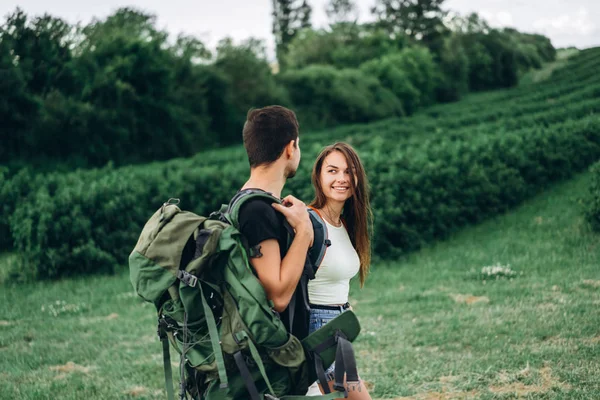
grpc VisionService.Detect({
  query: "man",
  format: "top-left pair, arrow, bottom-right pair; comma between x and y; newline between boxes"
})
237,105 -> 313,337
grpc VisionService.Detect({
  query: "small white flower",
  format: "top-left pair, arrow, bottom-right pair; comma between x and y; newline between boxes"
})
480,263 -> 517,279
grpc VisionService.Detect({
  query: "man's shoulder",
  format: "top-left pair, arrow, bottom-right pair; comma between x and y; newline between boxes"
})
237,196 -> 281,225
238,196 -> 278,214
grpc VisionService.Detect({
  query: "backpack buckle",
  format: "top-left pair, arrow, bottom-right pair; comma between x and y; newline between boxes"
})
333,383 -> 347,393
177,270 -> 198,287
157,318 -> 169,340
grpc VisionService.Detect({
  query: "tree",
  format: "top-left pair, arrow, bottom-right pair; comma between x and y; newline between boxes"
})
434,33 -> 469,102
1,9 -> 78,96
272,0 -> 312,70
372,0 -> 449,50
0,29 -> 40,162
325,0 -> 358,24
72,8 -> 214,164
214,37 -> 289,142
284,23 -> 406,69
0,8 -> 77,163
446,12 -> 490,34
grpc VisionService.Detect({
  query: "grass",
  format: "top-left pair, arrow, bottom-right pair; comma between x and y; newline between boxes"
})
350,171 -> 600,399
519,48 -> 580,85
0,171 -> 599,399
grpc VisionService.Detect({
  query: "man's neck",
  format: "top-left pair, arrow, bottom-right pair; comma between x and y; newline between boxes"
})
242,165 -> 286,198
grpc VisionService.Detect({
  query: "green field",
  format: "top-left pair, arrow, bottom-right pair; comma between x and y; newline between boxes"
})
1,165 -> 598,400
1,48 -> 600,399
3,47 -> 600,279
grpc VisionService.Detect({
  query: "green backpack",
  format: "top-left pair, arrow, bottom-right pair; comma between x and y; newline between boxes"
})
129,190 -> 360,400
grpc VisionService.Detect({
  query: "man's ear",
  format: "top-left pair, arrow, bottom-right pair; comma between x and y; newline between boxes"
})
286,140 -> 296,159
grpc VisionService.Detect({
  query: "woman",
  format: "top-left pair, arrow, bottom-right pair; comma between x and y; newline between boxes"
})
306,142 -> 373,399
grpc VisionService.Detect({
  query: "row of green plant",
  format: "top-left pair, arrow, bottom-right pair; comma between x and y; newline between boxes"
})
318,80 -> 600,147
585,161 -> 600,232
3,48 -> 599,253
5,107 -> 599,280
1,5 -> 556,170
428,48 -> 598,112
3,72 -> 598,251
426,53 -> 599,117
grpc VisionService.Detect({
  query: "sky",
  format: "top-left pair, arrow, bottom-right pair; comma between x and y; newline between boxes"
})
2,0 -> 599,60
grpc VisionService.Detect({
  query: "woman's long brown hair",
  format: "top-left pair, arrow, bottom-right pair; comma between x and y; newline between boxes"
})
309,142 -> 373,287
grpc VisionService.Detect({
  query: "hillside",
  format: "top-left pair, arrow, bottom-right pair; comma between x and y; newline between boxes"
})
1,164 -> 597,399
3,47 -> 599,279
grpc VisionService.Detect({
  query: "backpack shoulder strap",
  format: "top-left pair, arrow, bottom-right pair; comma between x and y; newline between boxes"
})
307,207 -> 331,274
224,189 -> 282,229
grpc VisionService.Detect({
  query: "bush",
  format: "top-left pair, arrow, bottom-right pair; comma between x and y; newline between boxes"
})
214,38 -> 290,142
585,161 -> 600,232
360,46 -> 437,114
461,30 -> 520,91
9,113 -> 600,279
8,161 -> 250,280
434,34 -> 470,102
279,65 -> 403,128
7,48 -> 600,279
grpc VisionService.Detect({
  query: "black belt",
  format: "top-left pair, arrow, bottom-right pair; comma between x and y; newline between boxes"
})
310,302 -> 350,311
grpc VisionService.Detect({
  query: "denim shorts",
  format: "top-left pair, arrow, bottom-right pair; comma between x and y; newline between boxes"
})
308,306 -> 345,381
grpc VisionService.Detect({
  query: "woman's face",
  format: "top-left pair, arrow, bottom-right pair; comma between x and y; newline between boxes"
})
319,150 -> 355,205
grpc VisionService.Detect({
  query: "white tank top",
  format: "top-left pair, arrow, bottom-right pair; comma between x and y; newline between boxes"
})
307,220 -> 360,305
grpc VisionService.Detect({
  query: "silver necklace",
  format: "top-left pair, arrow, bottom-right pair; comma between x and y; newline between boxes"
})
321,206 -> 342,228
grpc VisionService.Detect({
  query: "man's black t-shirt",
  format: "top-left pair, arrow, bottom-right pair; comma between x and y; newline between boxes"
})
238,198 -> 288,260
237,193 -> 309,340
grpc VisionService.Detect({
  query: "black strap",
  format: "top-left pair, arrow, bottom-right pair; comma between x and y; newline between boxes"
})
333,336 -> 359,392
288,290 -> 296,335
158,319 -> 175,400
314,353 -> 331,394
233,351 -> 261,400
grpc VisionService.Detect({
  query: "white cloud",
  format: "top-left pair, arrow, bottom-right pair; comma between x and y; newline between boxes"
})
479,10 -> 514,28
496,11 -> 513,26
533,7 -> 596,35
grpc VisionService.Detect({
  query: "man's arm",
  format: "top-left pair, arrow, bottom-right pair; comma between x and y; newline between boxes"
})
249,195 -> 313,313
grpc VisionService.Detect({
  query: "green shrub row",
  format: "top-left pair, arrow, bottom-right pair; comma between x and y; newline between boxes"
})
3,74 -> 599,255
3,75 -> 599,253
367,117 -> 600,254
6,114 -> 599,280
4,48 -> 600,277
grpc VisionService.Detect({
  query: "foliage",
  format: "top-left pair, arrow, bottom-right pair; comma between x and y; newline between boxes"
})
585,161 -> 600,232
0,7 -> 560,170
325,0 -> 358,24
272,0 -> 312,70
1,160 -> 599,399
371,0 -> 450,51
458,30 -> 519,90
433,33 -> 469,102
284,23 -> 406,70
0,8 -> 224,168
278,65 -> 404,127
3,48 -> 600,277
359,46 -> 438,114
214,37 -> 290,138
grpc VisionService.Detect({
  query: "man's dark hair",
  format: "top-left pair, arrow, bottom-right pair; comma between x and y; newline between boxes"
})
243,105 -> 299,168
